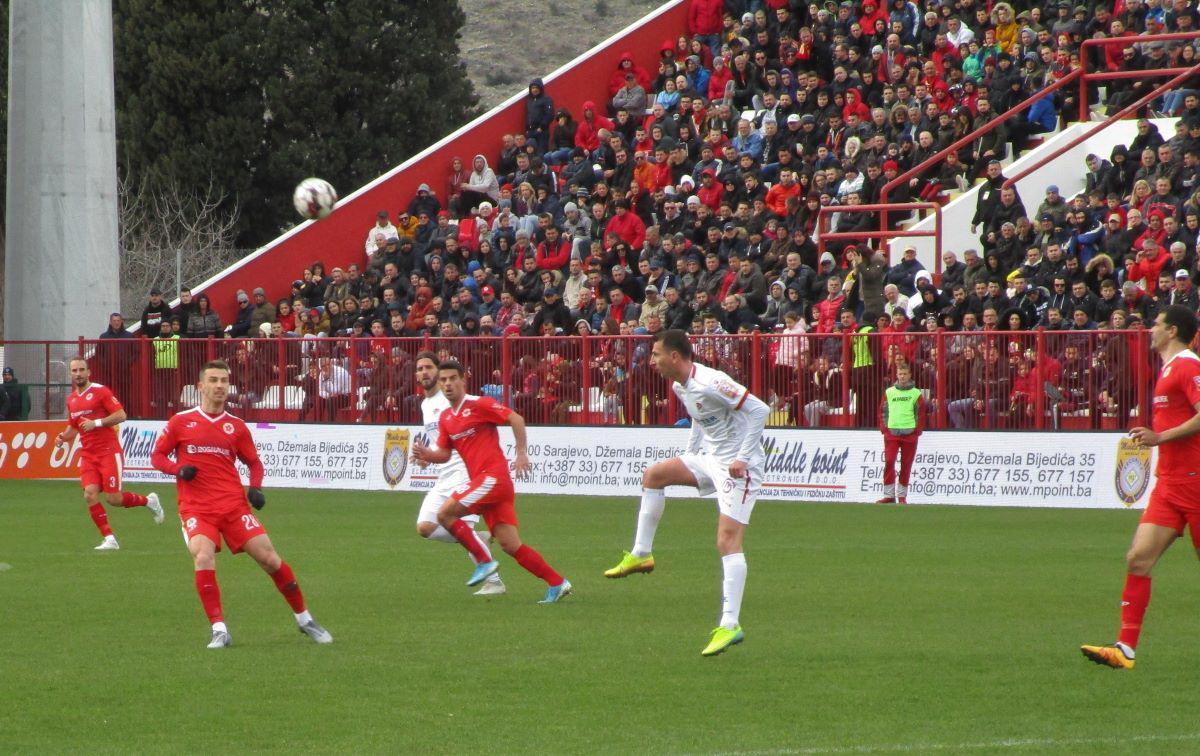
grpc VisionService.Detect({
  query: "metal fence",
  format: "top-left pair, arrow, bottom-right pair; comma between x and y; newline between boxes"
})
1,329 -> 1154,430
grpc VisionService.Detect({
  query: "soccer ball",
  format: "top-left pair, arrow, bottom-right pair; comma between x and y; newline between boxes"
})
293,177 -> 337,220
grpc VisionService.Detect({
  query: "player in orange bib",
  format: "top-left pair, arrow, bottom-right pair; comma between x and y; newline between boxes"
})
151,359 -> 332,649
1083,305 -> 1200,669
56,358 -> 163,550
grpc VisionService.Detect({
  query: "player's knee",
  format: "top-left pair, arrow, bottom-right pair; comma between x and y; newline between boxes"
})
416,522 -> 438,538
192,552 -> 215,570
104,492 -> 123,507
258,551 -> 283,573
1125,548 -> 1155,575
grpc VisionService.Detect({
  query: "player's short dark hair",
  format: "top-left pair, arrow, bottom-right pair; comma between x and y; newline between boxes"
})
414,350 -> 439,367
199,359 -> 230,380
1162,304 -> 1198,344
654,329 -> 693,359
438,359 -> 465,376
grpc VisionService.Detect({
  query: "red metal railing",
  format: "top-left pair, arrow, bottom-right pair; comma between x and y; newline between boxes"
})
1007,59 -> 1200,190
817,202 -> 943,277
1077,32 -> 1200,122
875,32 -> 1200,237
876,67 -> 1084,235
0,330 -> 1153,430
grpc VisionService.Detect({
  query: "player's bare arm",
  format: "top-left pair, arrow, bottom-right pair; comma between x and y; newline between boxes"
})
80,407 -> 126,433
1131,401 -> 1200,446
412,440 -> 451,465
55,424 -> 79,448
507,412 -> 532,478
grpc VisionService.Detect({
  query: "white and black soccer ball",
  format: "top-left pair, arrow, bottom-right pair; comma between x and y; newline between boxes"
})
292,177 -> 338,220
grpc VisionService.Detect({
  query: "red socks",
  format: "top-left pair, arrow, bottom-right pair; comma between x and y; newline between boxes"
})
120,491 -> 149,508
270,562 -> 306,613
88,503 -> 113,537
195,569 -> 224,623
1118,573 -> 1151,649
514,544 -> 563,586
449,519 -> 492,563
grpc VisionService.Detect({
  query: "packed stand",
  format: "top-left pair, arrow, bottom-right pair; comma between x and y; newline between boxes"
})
95,0 -> 1198,428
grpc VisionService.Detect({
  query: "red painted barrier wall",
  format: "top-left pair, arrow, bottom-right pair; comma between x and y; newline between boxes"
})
191,1 -> 690,325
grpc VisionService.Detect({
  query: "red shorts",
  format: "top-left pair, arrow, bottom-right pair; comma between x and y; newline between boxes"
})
1140,479 -> 1200,547
80,452 -> 123,493
179,505 -> 268,554
452,474 -> 518,530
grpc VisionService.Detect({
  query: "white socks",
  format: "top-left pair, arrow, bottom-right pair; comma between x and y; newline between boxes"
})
212,621 -> 228,633
720,553 -> 747,630
294,610 -> 313,625
632,488 -> 665,557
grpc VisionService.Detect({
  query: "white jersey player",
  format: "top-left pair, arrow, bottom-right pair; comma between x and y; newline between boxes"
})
413,352 -> 505,595
604,330 -> 769,657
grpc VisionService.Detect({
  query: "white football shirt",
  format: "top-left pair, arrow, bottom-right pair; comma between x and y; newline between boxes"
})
420,391 -> 469,486
672,362 -> 767,469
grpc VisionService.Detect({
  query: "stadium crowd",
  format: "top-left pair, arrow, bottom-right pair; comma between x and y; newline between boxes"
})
100,0 -> 1200,428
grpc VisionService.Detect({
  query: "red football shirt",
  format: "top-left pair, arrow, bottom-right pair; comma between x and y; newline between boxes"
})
66,383 -> 123,457
1151,349 -> 1200,482
151,408 -> 265,513
436,394 -> 513,480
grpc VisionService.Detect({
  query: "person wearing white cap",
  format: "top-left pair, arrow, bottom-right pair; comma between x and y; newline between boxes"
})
1171,269 -> 1198,310
365,210 -> 397,257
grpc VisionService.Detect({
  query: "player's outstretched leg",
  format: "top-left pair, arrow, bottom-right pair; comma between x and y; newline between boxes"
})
104,489 -> 164,525
607,460 -> 697,578
85,486 -> 119,550
437,499 -> 500,586
244,535 -> 332,644
491,524 -> 571,603
1082,523 -> 1175,669
417,509 -> 505,595
188,535 -> 229,648
703,516 -> 747,657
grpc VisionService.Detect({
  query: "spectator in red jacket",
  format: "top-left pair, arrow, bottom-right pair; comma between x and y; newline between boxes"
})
604,199 -> 646,250
707,54 -> 732,102
696,169 -> 724,210
535,226 -> 572,272
688,0 -> 724,57
607,52 -> 652,98
575,100 -> 614,152
1126,237 -> 1170,295
766,168 -> 802,217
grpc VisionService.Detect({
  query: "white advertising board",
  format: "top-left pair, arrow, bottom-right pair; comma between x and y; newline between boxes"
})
118,421 -> 1153,510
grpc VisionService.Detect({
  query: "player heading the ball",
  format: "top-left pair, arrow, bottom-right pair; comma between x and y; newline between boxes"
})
411,359 -> 572,604
151,359 -> 332,649
1083,305 -> 1200,669
56,357 -> 164,550
604,329 -> 769,657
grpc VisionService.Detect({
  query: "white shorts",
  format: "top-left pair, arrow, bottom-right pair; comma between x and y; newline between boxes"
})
417,479 -> 479,526
678,452 -> 761,525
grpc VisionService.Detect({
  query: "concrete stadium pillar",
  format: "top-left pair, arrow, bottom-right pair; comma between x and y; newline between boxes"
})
4,0 -> 119,341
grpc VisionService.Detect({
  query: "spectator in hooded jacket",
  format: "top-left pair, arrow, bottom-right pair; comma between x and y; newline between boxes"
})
525,78 -> 554,152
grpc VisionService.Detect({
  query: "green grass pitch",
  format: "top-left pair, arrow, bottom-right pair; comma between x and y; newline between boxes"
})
4,480 -> 1200,754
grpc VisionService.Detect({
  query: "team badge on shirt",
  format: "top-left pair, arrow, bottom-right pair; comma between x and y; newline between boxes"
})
1114,437 -> 1152,506
712,380 -> 740,400
222,422 -> 235,435
382,428 -> 410,488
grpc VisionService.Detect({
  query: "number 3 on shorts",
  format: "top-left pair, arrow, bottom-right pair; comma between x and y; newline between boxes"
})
242,513 -> 261,531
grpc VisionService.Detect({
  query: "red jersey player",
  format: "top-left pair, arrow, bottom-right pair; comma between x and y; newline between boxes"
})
1083,305 -> 1200,669
55,358 -> 163,550
411,358 -> 572,603
151,359 -> 332,649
